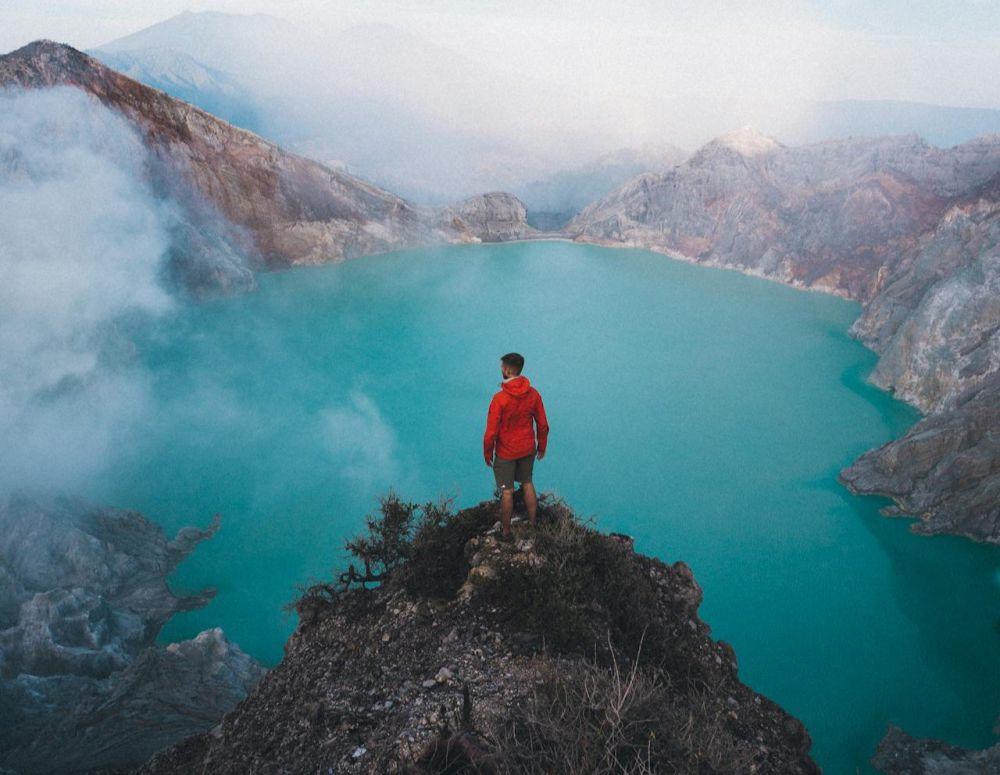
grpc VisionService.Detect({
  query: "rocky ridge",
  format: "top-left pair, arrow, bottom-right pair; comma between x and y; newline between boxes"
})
140,496 -> 818,774
0,41 -> 533,297
0,495 -> 265,773
569,127 -> 1000,543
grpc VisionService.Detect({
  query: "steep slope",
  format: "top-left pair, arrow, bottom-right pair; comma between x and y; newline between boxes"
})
570,129 -> 1000,542
0,41 -> 530,296
850,176 -> 1000,413
140,497 -> 818,774
0,495 -> 265,773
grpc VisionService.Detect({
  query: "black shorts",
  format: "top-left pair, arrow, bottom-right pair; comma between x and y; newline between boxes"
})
493,453 -> 534,490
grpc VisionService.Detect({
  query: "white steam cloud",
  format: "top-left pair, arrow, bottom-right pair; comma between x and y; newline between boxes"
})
0,86 -> 175,493
321,392 -> 400,487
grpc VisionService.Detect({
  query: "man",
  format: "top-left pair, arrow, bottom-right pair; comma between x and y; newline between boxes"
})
483,352 -> 549,538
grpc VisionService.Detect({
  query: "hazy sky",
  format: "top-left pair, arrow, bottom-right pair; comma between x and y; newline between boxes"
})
3,0 -> 1000,110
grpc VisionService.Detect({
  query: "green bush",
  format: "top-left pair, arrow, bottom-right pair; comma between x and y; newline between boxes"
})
402,500 -> 496,598
341,493 -> 420,586
337,494 -> 495,599
475,509 -> 673,665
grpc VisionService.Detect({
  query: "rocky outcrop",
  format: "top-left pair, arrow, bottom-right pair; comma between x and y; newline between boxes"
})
0,41 -> 527,297
570,128 -> 1000,543
841,375 -> 1000,542
872,724 -> 1000,774
441,192 -> 535,242
140,497 -> 818,774
0,495 -> 265,773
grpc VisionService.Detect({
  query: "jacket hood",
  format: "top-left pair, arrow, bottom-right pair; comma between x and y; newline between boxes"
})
501,375 -> 531,397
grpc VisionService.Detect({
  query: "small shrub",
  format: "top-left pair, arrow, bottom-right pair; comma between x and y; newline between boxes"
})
337,493 -> 494,598
341,493 -> 420,586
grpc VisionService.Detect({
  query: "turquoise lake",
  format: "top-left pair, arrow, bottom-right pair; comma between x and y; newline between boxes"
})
94,241 -> 1000,773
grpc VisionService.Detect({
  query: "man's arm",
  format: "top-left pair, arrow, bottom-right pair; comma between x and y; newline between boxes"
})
483,395 -> 501,466
533,392 -> 549,460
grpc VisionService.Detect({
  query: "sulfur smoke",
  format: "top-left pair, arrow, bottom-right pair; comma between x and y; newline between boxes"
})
0,87 -> 175,494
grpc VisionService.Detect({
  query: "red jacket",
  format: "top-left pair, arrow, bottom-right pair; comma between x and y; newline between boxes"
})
483,375 -> 549,463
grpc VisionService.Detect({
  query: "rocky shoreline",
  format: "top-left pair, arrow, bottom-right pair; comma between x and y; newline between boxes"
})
0,495 -> 265,773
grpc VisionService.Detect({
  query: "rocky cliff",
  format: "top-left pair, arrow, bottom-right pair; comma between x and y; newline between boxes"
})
569,128 -> 1000,543
872,725 -> 1000,774
0,41 -> 532,296
841,374 -> 999,542
841,179 -> 999,542
441,192 -> 536,242
140,496 -> 818,774
0,495 -> 265,773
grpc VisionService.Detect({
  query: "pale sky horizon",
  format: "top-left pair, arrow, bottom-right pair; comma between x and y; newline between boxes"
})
3,0 -> 1000,112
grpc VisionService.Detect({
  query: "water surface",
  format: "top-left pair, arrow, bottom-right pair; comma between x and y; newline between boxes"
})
95,242 -> 999,773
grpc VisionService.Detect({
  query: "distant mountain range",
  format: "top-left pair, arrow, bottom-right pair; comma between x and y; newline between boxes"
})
94,46 -> 262,130
769,98 -> 1000,149
85,11 -> 1000,215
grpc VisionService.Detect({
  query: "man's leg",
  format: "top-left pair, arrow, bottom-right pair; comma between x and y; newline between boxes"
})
500,487 -> 514,537
493,456 -> 516,537
522,482 -> 538,527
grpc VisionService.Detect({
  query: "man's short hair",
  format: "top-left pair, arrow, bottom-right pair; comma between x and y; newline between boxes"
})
501,352 -> 525,374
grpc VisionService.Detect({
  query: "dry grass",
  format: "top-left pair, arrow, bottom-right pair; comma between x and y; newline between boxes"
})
493,647 -> 756,774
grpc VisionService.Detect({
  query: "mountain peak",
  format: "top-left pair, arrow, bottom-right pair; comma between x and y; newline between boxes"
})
0,40 -> 106,86
706,126 -> 782,157
6,39 -> 83,61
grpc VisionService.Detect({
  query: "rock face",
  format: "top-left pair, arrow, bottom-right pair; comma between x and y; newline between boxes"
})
0,495 -> 265,773
570,128 -> 1000,543
850,180 -> 1000,414
0,41 -> 531,296
840,181 -> 1000,542
140,498 -> 818,774
441,192 -> 535,242
872,725 -> 1000,774
841,375 -> 1000,542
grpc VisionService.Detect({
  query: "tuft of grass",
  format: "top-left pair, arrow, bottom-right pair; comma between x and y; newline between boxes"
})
494,654 -> 755,775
